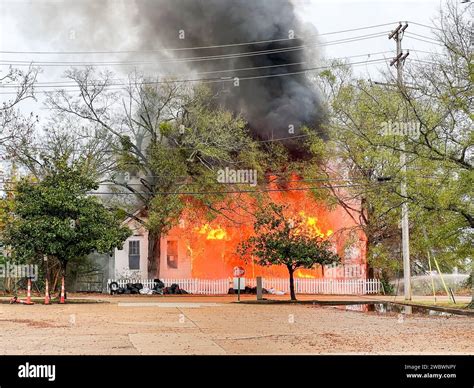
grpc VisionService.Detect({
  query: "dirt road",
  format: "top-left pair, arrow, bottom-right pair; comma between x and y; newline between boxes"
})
0,295 -> 472,355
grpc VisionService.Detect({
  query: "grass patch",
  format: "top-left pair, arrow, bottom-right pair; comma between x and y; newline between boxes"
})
407,300 -> 470,309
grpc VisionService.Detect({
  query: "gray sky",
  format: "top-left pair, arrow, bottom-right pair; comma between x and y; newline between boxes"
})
0,0 -> 449,120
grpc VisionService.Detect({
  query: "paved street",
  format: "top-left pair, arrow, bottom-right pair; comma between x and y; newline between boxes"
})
0,295 -> 472,355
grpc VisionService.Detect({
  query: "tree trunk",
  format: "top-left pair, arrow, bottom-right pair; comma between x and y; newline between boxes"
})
147,229 -> 161,279
43,257 -> 50,297
466,221 -> 473,309
61,260 -> 67,277
288,266 -> 296,301
61,260 -> 68,300
365,237 -> 372,280
52,267 -> 59,292
469,268 -> 473,309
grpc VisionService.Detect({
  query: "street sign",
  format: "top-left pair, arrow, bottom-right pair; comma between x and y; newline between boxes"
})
232,267 -> 245,302
233,277 -> 245,290
233,266 -> 245,277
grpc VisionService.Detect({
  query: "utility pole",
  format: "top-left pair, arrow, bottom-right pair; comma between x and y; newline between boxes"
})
389,23 -> 412,300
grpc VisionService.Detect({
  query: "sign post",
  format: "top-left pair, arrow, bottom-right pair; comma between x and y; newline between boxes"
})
256,276 -> 263,300
238,278 -> 241,302
233,266 -> 245,302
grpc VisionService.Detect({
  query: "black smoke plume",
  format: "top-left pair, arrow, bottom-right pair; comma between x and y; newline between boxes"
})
133,0 -> 324,147
20,0 -> 325,150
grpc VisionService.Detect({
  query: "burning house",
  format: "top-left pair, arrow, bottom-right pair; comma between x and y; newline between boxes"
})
112,0 -> 368,284
113,178 -> 368,281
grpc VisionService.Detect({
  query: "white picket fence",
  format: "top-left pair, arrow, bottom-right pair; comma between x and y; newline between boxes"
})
266,278 -> 380,295
107,277 -> 380,295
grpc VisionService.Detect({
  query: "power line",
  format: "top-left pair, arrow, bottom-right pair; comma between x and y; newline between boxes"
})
0,173 -> 447,186
318,22 -> 398,36
14,132 -> 321,153
0,32 -> 390,68
0,23 -> 398,55
0,43 -> 310,65
0,177 -> 381,187
0,32 -> 386,67
253,133 -> 315,143
0,182 -> 391,196
0,58 -> 391,95
0,176 -> 445,196
409,49 -> 447,56
0,57 -> 437,96
1,51 -> 394,89
405,31 -> 440,43
404,34 -> 444,46
406,58 -> 439,66
0,61 -> 309,88
406,21 -> 442,32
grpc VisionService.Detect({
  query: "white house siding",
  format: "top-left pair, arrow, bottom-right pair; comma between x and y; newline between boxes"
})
114,219 -> 192,279
114,219 -> 148,279
115,235 -> 148,279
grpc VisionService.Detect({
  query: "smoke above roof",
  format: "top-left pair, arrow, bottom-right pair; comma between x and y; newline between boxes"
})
21,0 -> 325,148
132,0 -> 325,144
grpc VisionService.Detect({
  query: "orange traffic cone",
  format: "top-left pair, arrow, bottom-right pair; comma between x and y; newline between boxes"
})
59,277 -> 65,304
44,278 -> 50,305
25,278 -> 34,305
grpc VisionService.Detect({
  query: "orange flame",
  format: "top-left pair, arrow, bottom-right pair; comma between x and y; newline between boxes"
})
295,269 -> 317,278
168,174 -> 367,279
196,224 -> 228,240
291,211 -> 334,239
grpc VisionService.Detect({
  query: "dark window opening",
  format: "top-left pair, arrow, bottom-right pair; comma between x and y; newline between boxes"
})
167,240 -> 178,269
129,240 -> 140,270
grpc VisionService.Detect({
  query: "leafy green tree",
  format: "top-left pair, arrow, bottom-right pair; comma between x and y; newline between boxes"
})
238,202 -> 340,300
313,66 -> 409,281
4,157 -> 131,289
315,67 -> 472,289
47,73 -> 263,277
390,2 -> 473,306
0,191 -> 14,237
310,1 -> 472,306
